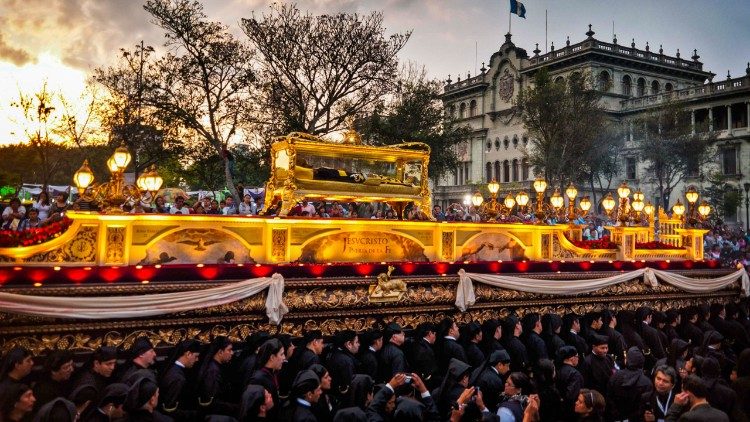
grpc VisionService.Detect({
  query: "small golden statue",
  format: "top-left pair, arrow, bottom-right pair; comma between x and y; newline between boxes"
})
368,265 -> 407,303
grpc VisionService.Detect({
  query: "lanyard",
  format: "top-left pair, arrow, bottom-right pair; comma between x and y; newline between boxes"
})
656,390 -> 672,416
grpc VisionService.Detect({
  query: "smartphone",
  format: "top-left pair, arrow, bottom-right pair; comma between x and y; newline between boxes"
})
404,375 -> 412,384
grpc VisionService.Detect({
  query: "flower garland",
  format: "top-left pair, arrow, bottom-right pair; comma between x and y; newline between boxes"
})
566,235 -> 617,249
635,241 -> 683,250
0,217 -> 73,248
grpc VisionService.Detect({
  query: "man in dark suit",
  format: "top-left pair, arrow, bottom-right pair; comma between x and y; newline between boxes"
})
665,375 -> 729,421
438,318 -> 467,368
159,339 -> 201,420
463,322 -> 485,368
377,323 -> 408,382
326,330 -> 361,397
583,334 -> 615,397
556,346 -> 584,421
637,307 -> 666,365
410,322 -> 438,389
472,349 -> 511,413
357,329 -> 382,380
521,313 -> 548,370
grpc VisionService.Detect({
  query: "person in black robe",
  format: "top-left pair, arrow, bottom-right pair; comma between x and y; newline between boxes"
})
286,370 -> 322,422
677,306 -> 705,349
325,330 -> 360,398
356,329 -> 382,381
340,374 -> 373,410
599,310 -> 627,367
125,376 -> 172,422
238,384 -> 274,421
636,307 -> 666,367
73,347 -> 118,394
480,319 -> 504,357
639,365 -> 677,422
542,313 -> 566,360
158,339 -> 201,421
555,346 -> 584,421
582,334 -> 615,397
248,338 -> 285,420
471,349 -> 511,413
237,331 -> 270,387
462,322 -> 485,368
437,318 -> 468,369
501,315 -> 529,373
309,364 -> 337,422
702,330 -> 735,379
117,337 -> 157,383
292,330 -> 325,373
521,313 -> 548,370
377,323 -> 408,383
725,303 -> 750,355
0,346 -> 34,388
696,304 -> 715,333
409,322 -> 438,389
33,397 -> 77,422
533,358 -> 562,422
606,346 -> 653,422
79,383 -> 129,422
197,336 -> 238,417
700,356 -> 741,419
432,358 -> 471,420
33,350 -> 74,412
663,309 -> 682,344
562,314 -> 588,359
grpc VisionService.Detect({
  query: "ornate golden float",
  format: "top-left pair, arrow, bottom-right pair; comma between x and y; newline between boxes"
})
0,132 -> 743,355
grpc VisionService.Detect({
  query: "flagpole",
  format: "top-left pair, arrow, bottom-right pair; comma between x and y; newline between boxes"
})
509,10 -> 512,34
545,9 -> 548,53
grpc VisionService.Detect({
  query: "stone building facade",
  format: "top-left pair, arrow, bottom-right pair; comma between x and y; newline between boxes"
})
438,26 -> 750,223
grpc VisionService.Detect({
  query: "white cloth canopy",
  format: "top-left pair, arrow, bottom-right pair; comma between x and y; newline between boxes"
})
455,267 -> 749,312
0,273 -> 289,324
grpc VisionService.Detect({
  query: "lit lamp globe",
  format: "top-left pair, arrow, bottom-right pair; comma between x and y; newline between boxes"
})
643,201 -> 655,216
685,186 -> 699,204
697,200 -> 711,217
463,194 -> 471,206
106,156 -> 119,173
579,196 -> 592,212
617,181 -> 631,199
672,200 -> 686,217
565,183 -> 578,200
471,191 -> 484,207
631,198 -> 645,212
602,193 -> 616,213
137,165 -> 164,194
533,177 -> 547,194
515,191 -> 530,207
632,190 -> 645,203
550,189 -> 564,209
503,193 -> 516,209
112,144 -> 132,171
488,179 -> 500,195
73,160 -> 95,191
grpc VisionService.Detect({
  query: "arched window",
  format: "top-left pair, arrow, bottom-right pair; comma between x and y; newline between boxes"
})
486,162 -> 493,182
651,80 -> 660,95
665,82 -> 673,92
622,75 -> 632,96
469,100 -> 477,117
459,103 -> 466,118
522,136 -> 528,146
597,71 -> 610,92
494,138 -> 500,150
494,161 -> 501,181
486,141 -> 492,151
522,158 -> 530,180
512,135 -> 519,148
503,160 -> 510,183
636,78 -> 646,97
503,136 -> 510,149
449,105 -> 456,117
512,159 -> 519,181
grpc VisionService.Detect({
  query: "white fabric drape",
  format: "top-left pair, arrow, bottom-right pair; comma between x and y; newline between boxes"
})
0,273 -> 288,323
455,267 -> 749,312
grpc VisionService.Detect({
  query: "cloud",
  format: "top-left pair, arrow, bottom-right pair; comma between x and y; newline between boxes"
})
0,31 -> 34,66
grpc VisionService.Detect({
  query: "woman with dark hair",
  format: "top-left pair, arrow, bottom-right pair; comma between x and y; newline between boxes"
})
434,358 -> 472,420
248,338 -> 285,416
655,338 -> 690,379
462,322 -> 485,368
533,359 -> 562,421
49,192 -> 68,220
36,191 -> 51,221
574,389 -> 605,422
0,347 -> 34,387
497,372 -> 533,422
33,350 -> 74,411
238,384 -> 274,421
0,383 -> 35,422
542,313 -> 566,359
309,363 -> 336,422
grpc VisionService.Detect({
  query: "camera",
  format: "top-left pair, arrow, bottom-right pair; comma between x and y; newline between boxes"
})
404,375 -> 412,384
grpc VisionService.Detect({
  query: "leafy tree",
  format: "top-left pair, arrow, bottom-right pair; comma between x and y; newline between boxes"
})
95,0 -> 256,200
701,171 -> 741,224
515,69 -> 610,189
357,65 -> 471,182
241,4 -> 410,136
633,99 -> 716,209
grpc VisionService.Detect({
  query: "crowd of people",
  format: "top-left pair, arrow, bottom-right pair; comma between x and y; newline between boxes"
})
1,302 -> 749,422
703,224 -> 750,266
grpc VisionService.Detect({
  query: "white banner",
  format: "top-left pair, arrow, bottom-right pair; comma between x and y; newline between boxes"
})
0,273 -> 288,324
455,267 -> 749,312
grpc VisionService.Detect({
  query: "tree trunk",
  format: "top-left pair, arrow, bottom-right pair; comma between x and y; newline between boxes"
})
223,156 -> 240,201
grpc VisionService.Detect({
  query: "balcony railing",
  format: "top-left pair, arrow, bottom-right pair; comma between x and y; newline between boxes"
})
620,75 -> 750,110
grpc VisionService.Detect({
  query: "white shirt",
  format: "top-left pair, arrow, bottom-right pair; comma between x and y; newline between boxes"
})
35,201 -> 51,220
2,205 -> 25,220
170,206 -> 191,214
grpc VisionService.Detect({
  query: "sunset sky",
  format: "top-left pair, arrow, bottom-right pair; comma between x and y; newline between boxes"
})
0,0 -> 748,144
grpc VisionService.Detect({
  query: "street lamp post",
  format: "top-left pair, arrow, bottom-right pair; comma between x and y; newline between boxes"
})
744,183 -> 750,232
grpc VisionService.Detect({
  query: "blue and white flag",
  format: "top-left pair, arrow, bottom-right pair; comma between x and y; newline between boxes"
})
510,0 -> 526,18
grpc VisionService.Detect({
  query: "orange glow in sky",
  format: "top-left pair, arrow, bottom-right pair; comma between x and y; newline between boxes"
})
0,53 -> 90,145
